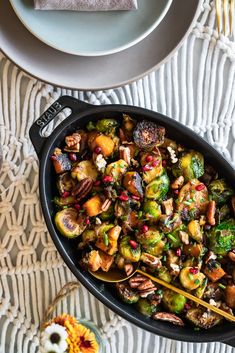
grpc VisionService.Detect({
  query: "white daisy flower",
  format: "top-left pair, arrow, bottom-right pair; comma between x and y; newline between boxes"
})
41,323 -> 68,353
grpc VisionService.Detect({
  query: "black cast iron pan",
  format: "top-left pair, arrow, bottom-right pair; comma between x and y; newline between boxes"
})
29,96 -> 235,346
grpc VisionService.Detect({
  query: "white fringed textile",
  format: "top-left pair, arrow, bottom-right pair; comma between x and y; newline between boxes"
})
1,1 -> 235,352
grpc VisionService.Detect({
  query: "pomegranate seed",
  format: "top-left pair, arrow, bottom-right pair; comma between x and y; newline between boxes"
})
184,303 -> 191,310
103,175 -> 113,183
94,146 -> 102,154
50,155 -> 57,161
145,155 -> 153,163
68,153 -> 77,162
85,218 -> 90,225
143,164 -> 153,172
162,160 -> 167,167
174,189 -> 179,195
195,183 -> 205,191
74,204 -> 81,210
129,240 -> 138,250
175,248 -> 181,257
152,159 -> 160,167
119,192 -> 129,202
189,267 -> 198,275
62,191 -> 70,198
142,225 -> 149,233
94,180 -> 101,186
132,195 -> 140,200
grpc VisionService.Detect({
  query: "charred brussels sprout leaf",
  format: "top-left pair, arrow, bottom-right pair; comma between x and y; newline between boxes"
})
162,289 -> 187,314
145,172 -> 170,200
173,151 -> 204,181
116,283 -> 139,304
208,179 -> 234,205
56,172 -> 77,195
133,120 -> 165,150
119,236 -> 141,262
208,219 -> 235,255
136,299 -> 156,317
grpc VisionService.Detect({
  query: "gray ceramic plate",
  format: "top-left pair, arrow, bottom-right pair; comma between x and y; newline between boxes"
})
9,0 -> 172,56
0,0 -> 201,90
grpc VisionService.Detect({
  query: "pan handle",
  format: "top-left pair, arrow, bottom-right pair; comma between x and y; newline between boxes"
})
29,96 -> 91,157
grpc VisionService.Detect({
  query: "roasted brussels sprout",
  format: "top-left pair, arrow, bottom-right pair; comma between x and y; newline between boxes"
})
136,298 -> 156,317
123,171 -> 143,198
145,172 -> 170,200
144,240 -> 165,256
157,266 -> 172,283
208,219 -> 235,255
194,277 -> 208,299
179,267 -> 205,290
186,307 -> 222,329
116,283 -> 139,304
78,229 -> 97,249
56,172 -> 77,195
133,120 -> 165,150
188,220 -> 203,243
54,208 -> 87,238
162,289 -> 187,314
177,179 -> 209,217
119,236 -> 141,262
143,200 -> 162,222
105,159 -> 128,181
136,227 -> 162,247
86,121 -> 96,131
172,151 -> 204,181
208,179 -> 234,205
71,160 -> 98,181
140,151 -> 163,184
100,204 -> 114,221
54,195 -> 76,207
95,119 -> 119,134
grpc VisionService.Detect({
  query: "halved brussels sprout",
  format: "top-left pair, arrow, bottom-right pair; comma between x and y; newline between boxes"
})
136,298 -> 156,317
194,277 -> 208,299
179,267 -> 205,290
56,172 -> 77,195
172,151 -> 204,181
162,289 -> 187,314
55,208 -> 86,238
208,179 -> 234,205
208,219 -> 235,255
158,214 -> 182,234
143,200 -> 162,222
116,283 -> 139,304
136,227 -> 162,247
145,172 -> 170,200
144,240 -> 165,256
119,236 -> 141,262
186,307 -> 222,329
177,179 -> 208,217
71,160 -> 98,181
95,119 -> 119,134
123,171 -> 143,197
133,120 -> 165,150
157,266 -> 172,283
105,159 -> 128,181
54,195 -> 76,207
100,204 -> 114,221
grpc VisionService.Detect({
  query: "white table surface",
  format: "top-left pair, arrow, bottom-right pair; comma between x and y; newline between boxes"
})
1,1 -> 235,352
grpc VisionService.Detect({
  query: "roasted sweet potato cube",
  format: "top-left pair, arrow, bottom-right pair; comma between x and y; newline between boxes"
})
99,251 -> 114,272
83,195 -> 102,217
95,225 -> 121,255
203,261 -> 225,282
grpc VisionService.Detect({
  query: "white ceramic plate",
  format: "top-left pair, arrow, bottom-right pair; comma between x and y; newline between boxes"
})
0,0 -> 201,90
9,0 -> 172,56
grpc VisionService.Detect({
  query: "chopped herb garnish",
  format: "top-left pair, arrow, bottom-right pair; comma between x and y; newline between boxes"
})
138,211 -> 143,219
188,273 -> 194,281
167,233 -> 177,243
194,279 -> 200,285
103,232 -> 109,247
218,283 -> 226,289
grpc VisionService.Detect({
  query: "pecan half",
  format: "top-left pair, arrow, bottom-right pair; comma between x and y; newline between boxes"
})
140,253 -> 162,269
171,176 -> 184,190
139,287 -> 157,298
137,279 -> 155,291
124,263 -> 134,276
228,251 -> 235,262
101,199 -> 112,212
65,132 -> 81,150
119,146 -> 131,165
129,275 -> 148,289
179,230 -> 189,245
207,200 -> 216,226
152,312 -> 185,326
71,178 -> 93,200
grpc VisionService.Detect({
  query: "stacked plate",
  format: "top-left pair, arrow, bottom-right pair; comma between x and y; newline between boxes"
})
0,0 -> 201,90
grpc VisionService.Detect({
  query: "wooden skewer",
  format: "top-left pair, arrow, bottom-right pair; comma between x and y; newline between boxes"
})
137,269 -> 235,322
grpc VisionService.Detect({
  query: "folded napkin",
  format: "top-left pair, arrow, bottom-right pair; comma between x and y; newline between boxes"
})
34,0 -> 138,11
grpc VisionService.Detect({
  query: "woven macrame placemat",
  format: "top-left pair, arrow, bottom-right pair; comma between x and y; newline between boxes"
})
1,0 -> 235,352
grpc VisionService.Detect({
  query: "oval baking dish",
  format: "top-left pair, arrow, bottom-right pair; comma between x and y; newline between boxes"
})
29,96 -> 235,346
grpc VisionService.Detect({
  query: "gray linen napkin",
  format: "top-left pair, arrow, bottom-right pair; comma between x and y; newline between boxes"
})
34,0 -> 138,10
